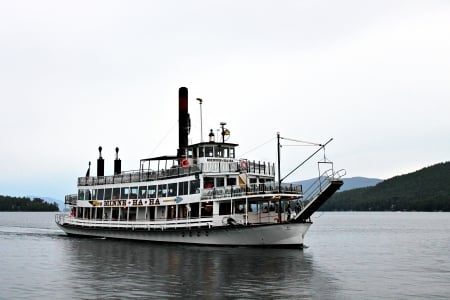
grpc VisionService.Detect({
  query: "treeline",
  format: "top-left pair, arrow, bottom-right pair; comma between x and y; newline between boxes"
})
321,161 -> 450,212
0,195 -> 59,211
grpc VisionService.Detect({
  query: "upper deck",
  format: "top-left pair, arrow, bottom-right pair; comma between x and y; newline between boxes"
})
79,138 -> 276,187
78,158 -> 276,187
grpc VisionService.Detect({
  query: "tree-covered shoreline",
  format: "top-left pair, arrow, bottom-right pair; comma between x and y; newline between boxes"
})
321,162 -> 450,212
0,195 -> 59,211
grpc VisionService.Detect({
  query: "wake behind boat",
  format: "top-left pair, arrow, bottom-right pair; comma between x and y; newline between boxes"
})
55,87 -> 345,247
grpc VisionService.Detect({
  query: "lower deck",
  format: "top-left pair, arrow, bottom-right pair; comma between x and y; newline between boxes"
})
58,193 -> 304,231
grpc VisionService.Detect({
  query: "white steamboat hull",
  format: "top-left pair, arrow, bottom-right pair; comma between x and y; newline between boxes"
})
57,222 -> 311,248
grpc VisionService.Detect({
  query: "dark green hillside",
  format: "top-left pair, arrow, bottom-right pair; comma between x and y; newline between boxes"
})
0,195 -> 59,211
320,162 -> 450,211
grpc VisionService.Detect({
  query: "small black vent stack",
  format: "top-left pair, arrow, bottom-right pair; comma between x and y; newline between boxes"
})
114,147 -> 121,175
97,146 -> 104,177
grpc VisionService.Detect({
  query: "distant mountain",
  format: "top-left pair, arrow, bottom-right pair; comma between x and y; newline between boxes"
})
320,161 -> 450,211
294,176 -> 381,192
339,177 -> 382,191
30,196 -> 64,211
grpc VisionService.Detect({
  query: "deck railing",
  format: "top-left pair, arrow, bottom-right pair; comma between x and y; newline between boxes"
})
200,182 -> 302,200
302,168 -> 346,203
78,160 -> 275,187
65,194 -> 78,205
79,165 -> 202,186
55,213 -> 214,230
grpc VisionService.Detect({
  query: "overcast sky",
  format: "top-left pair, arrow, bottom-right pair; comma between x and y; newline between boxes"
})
1,0 -> 449,200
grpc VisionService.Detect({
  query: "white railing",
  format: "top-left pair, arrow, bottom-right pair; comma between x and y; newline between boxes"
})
78,165 -> 202,186
55,213 -> 213,230
200,183 -> 302,200
78,160 -> 276,187
301,168 -> 346,204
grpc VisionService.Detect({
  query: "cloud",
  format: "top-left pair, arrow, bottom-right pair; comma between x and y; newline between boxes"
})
0,1 -> 449,199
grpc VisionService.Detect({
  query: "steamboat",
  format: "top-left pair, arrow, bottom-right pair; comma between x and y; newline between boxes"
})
55,87 -> 345,247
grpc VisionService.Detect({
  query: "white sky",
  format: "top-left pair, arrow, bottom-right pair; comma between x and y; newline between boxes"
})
1,0 -> 449,200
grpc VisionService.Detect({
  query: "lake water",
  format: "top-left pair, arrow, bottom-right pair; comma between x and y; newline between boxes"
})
0,212 -> 449,299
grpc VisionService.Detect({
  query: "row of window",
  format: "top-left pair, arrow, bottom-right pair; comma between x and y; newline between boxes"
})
79,179 -> 200,201
188,146 -> 235,159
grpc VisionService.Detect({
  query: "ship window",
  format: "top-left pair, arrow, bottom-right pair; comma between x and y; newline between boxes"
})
167,183 -> 177,197
92,189 -> 97,200
179,181 -> 189,195
105,188 -> 112,200
97,189 -> 104,201
204,177 -> 214,188
234,199 -> 246,213
148,185 -> 156,198
130,186 -> 138,199
219,202 -> 231,215
121,187 -> 129,200
227,177 -> 236,186
113,188 -> 120,200
178,204 -> 188,218
248,201 -> 257,212
78,189 -> 91,200
201,202 -> 213,217
190,179 -> 200,194
190,202 -> 199,217
224,148 -> 229,158
206,146 -> 213,157
199,147 -> 204,157
229,148 -> 235,158
167,205 -> 176,219
158,184 -> 167,197
215,147 -> 223,157
138,186 -> 147,199
187,149 -> 193,158
216,177 -> 225,187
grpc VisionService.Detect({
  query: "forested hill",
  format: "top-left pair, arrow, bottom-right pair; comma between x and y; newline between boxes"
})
0,195 -> 59,211
320,161 -> 450,211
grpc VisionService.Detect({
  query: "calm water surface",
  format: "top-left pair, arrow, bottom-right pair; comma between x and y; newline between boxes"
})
0,212 -> 449,299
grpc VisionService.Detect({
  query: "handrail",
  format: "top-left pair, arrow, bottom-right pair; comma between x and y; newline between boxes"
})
65,194 -> 78,205
302,168 -> 343,203
55,213 -> 213,230
77,160 -> 276,187
200,182 -> 302,200
78,165 -> 202,186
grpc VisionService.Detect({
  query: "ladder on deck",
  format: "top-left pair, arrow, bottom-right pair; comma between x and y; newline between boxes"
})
291,169 -> 345,223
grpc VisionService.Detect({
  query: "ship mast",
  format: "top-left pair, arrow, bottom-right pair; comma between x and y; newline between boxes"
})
277,132 -> 282,223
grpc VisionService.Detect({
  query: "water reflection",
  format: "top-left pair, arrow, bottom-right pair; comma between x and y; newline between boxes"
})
64,238 -> 341,299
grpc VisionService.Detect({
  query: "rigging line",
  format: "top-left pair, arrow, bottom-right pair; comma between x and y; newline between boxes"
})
148,121 -> 178,157
280,137 -> 322,146
239,137 -> 276,158
282,144 -> 318,147
281,138 -> 333,182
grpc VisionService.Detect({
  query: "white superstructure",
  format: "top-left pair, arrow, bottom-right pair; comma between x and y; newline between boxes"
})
55,87 -> 344,247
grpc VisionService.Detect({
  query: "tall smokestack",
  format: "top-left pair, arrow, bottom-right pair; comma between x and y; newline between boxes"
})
178,87 -> 190,158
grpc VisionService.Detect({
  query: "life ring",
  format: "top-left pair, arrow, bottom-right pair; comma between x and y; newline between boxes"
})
240,159 -> 248,171
181,159 -> 189,168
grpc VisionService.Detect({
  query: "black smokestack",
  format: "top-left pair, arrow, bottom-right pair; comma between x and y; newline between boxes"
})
178,87 -> 190,158
114,147 -> 121,175
97,146 -> 104,177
